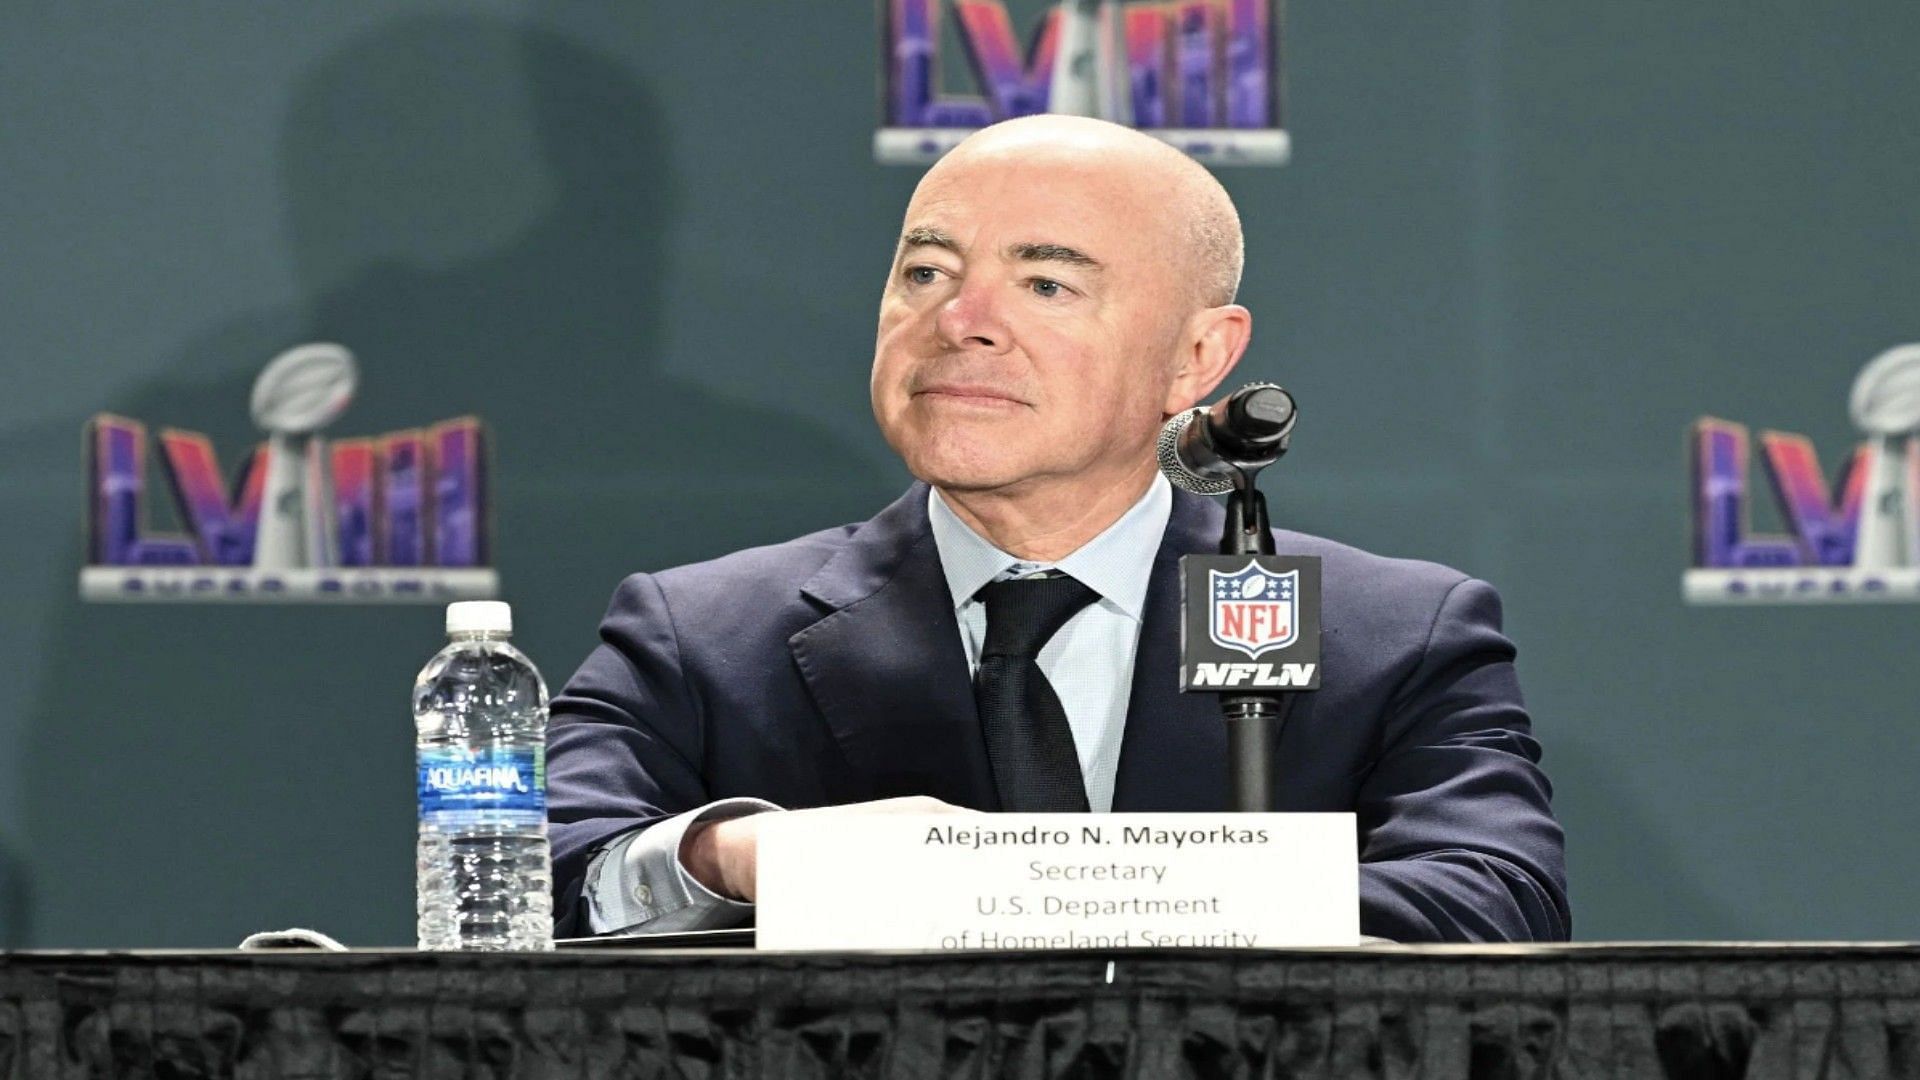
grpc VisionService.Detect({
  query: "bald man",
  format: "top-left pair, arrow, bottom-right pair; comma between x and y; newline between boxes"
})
546,117 -> 1569,943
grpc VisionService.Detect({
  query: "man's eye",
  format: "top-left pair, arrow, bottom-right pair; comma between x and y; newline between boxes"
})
1030,278 -> 1065,299
906,266 -> 940,285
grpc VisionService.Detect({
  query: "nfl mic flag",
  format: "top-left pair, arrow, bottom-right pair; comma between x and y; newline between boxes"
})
1180,555 -> 1322,691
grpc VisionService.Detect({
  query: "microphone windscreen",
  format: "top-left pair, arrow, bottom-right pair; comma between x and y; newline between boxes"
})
1157,409 -> 1233,494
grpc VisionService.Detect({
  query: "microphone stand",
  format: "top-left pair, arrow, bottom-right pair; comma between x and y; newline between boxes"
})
1220,466 -> 1290,814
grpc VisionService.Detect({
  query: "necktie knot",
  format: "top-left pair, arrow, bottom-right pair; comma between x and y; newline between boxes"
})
977,574 -> 1099,659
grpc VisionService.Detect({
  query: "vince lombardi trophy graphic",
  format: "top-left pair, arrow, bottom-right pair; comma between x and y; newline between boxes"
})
250,343 -> 358,571
1848,343 -> 1920,569
1049,0 -> 1132,125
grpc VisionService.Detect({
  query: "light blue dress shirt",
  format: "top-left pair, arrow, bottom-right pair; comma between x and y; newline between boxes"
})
584,476 -> 1173,934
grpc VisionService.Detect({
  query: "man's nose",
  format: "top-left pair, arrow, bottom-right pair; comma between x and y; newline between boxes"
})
933,279 -> 1011,353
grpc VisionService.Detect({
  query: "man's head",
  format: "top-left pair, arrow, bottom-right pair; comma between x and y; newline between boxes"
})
870,115 -> 1251,506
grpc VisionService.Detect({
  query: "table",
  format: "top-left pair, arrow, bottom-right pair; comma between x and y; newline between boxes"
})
4,944 -> 1918,1078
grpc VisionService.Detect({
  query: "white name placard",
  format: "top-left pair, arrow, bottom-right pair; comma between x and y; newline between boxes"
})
756,812 -> 1358,951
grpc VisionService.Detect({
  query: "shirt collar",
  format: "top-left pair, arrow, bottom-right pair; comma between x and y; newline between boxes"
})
927,474 -> 1172,622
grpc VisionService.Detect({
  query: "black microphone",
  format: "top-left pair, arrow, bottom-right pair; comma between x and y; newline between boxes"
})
1157,383 -> 1297,494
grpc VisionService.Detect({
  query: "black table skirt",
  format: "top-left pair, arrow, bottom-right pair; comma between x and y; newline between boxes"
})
5,945 -> 1920,1079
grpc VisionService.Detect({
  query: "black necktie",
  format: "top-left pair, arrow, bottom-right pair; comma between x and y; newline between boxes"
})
974,573 -> 1100,812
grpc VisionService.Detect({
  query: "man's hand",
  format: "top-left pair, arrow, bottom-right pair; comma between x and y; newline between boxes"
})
679,796 -> 977,902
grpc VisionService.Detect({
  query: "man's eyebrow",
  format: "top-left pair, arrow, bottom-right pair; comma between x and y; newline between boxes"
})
1008,242 -> 1104,271
899,226 -> 962,253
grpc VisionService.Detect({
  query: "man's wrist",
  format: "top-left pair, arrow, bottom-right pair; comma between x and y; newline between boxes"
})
680,815 -> 747,900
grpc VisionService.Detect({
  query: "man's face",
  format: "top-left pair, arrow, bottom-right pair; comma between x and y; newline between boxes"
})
870,147 -> 1190,495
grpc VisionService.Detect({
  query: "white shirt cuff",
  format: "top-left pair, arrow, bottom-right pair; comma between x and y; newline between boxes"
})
583,797 -> 780,935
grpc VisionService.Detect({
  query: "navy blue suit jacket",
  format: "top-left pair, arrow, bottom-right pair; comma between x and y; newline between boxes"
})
547,484 -> 1570,942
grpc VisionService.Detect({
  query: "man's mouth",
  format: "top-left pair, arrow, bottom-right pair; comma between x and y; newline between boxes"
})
913,384 -> 1025,407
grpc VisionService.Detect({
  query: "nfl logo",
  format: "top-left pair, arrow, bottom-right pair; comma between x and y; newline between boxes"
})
1209,562 -> 1298,658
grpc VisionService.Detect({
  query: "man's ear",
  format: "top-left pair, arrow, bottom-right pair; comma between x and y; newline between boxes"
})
1164,305 -> 1252,415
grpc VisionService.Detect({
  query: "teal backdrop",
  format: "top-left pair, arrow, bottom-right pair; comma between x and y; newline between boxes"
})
2,2 -> 1917,947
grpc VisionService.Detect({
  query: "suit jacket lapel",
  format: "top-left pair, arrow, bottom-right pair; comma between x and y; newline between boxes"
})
1111,489 -> 1232,811
788,484 -> 1000,809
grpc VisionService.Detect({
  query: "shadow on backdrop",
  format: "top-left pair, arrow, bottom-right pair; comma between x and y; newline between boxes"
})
0,839 -> 26,947
1544,739 -> 1743,940
18,13 -> 895,947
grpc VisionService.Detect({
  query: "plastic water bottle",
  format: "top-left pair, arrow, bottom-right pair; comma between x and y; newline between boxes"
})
414,600 -> 554,950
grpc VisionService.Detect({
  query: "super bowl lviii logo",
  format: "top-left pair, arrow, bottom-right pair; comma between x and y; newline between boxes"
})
876,0 -> 1283,165
1687,343 -> 1920,604
81,344 -> 499,603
